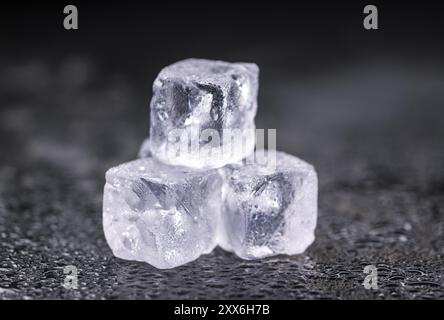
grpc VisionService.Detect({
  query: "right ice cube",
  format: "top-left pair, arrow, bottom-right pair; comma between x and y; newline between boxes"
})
219,151 -> 318,259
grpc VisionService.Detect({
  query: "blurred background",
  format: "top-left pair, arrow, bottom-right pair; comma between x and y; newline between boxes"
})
0,0 -> 443,299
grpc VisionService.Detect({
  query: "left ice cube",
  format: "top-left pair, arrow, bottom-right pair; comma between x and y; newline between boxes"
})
103,158 -> 222,269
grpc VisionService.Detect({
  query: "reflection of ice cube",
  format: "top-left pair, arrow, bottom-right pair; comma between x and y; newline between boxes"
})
219,151 -> 318,259
149,58 -> 259,169
103,158 -> 222,269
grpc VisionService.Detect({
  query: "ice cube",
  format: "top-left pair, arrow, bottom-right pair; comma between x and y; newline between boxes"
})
149,58 -> 259,169
103,158 -> 222,269
138,137 -> 152,158
219,151 -> 318,259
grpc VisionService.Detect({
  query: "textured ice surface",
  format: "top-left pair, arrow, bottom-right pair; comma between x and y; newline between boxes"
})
219,151 -> 318,259
138,137 -> 152,158
103,158 -> 222,269
149,58 -> 259,169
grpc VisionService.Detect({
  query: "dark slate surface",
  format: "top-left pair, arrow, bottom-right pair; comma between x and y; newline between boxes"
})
1,55 -> 443,300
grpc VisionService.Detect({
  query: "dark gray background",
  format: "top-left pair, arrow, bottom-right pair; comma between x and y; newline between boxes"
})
0,1 -> 443,299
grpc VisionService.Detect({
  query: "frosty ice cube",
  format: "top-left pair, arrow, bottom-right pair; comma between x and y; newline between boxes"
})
219,151 -> 318,259
138,137 -> 152,158
149,58 -> 259,169
103,158 -> 222,269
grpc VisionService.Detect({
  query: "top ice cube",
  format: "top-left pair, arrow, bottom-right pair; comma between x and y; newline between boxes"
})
149,59 -> 259,169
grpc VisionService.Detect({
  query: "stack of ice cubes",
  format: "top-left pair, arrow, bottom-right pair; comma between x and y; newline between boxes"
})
103,59 -> 318,269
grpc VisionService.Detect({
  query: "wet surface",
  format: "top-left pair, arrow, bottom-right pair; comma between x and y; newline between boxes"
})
1,55 -> 443,299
